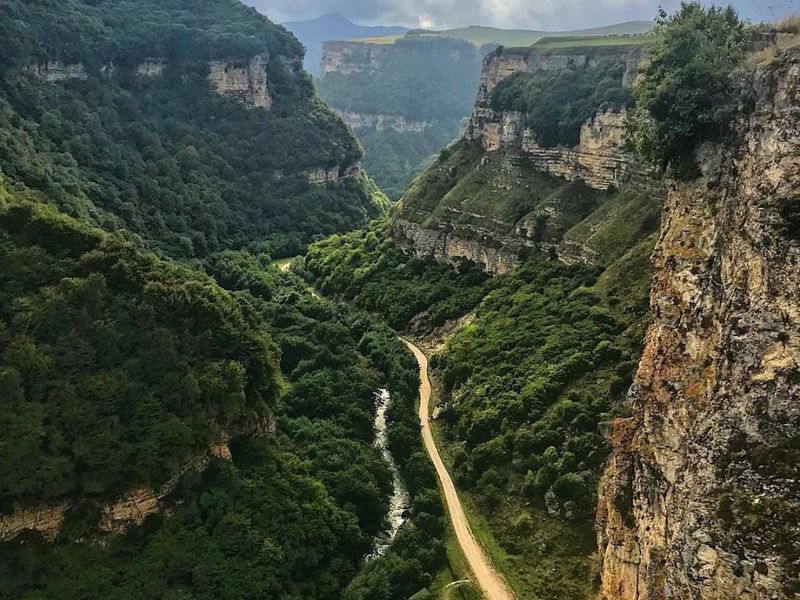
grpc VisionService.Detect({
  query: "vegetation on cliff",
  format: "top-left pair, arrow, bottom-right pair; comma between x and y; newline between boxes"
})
0,199 -> 444,598
630,2 -> 745,173
491,62 -> 632,147
0,200 -> 279,510
0,0 -> 381,258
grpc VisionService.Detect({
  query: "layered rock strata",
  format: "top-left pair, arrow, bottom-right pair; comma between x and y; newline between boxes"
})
597,46 -> 800,600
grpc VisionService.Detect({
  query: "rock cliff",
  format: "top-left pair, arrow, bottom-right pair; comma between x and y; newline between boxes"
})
208,54 -> 271,109
392,42 -> 661,274
0,439 -> 234,541
466,46 -> 649,191
320,41 -> 390,76
597,46 -> 800,600
336,110 -> 432,133
27,61 -> 88,82
31,56 -> 272,110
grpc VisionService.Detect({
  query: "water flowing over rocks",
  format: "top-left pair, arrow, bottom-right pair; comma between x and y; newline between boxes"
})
369,389 -> 410,558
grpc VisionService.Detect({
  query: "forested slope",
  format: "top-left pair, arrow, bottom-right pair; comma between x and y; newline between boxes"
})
0,0 -> 385,259
0,2 -> 442,599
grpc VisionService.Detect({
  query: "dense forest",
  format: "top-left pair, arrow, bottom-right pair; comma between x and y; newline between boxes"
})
0,1 -> 447,598
303,220 -> 655,598
0,0 -> 385,259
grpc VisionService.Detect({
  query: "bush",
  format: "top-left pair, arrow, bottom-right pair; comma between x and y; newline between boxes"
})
631,2 -> 745,174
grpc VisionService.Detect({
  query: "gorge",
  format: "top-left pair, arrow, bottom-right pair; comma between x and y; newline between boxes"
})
1,1 -> 798,600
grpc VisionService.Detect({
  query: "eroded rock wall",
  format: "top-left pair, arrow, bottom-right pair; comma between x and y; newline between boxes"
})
208,54 -> 271,109
336,110 -> 432,133
467,46 -> 648,191
0,439 -> 234,541
597,47 -> 800,600
320,41 -> 389,77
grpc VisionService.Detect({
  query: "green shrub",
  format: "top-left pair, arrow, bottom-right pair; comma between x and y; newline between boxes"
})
631,2 -> 745,174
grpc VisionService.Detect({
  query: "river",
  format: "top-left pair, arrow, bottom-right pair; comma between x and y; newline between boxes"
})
369,389 -> 411,559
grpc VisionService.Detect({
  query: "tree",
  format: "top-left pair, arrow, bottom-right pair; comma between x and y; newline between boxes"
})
631,2 -> 745,174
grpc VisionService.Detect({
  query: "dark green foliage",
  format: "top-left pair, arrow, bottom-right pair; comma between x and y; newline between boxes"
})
0,0 -> 301,69
779,195 -> 800,239
438,257 -> 647,518
0,441 -> 367,600
303,221 -> 490,330
0,0 -> 381,259
718,433 -> 800,595
631,2 -> 745,173
0,201 -> 279,509
357,125 -> 453,201
491,63 -> 632,147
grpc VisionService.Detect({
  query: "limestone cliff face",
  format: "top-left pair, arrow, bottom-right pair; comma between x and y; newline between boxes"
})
467,46 -> 648,191
320,41 -> 390,77
597,47 -> 800,600
31,55 -> 272,111
336,110 -> 432,133
208,54 -> 271,110
27,61 -> 88,82
307,164 -> 362,184
391,43 -> 661,274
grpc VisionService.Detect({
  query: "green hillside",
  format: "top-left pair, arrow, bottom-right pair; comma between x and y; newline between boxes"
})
0,2 -> 445,599
0,0 -> 385,259
407,20 -> 654,47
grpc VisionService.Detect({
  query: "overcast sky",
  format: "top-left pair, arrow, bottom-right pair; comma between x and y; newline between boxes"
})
246,0 -> 796,30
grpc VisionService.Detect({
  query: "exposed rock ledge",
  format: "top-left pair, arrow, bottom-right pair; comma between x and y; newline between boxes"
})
392,218 -> 523,275
0,439 -> 234,541
208,54 -> 271,110
26,61 -> 88,82
308,164 -> 362,184
29,56 -> 272,110
467,107 -> 645,191
335,110 -> 432,133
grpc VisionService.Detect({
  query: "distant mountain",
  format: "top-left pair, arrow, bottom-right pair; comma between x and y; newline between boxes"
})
283,12 -> 409,76
410,20 -> 654,47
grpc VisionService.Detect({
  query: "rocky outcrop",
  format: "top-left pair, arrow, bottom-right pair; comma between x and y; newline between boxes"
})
474,46 -> 645,106
0,503 -> 68,541
208,54 -> 271,109
597,46 -> 800,600
27,61 -> 88,82
393,218 -> 522,275
136,59 -> 165,77
466,44 -> 650,191
469,108 -> 641,190
320,41 -> 390,77
336,110 -> 432,133
0,439 -> 234,541
308,164 -> 362,184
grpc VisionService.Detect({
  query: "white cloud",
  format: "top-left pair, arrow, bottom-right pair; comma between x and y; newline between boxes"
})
249,0 -> 796,29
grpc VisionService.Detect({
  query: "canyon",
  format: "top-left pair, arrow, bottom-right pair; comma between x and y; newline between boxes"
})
392,42 -> 661,274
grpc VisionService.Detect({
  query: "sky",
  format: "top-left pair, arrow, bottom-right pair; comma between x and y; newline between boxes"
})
247,0 -> 796,30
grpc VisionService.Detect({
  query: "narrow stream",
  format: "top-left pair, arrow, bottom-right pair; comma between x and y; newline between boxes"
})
369,389 -> 411,559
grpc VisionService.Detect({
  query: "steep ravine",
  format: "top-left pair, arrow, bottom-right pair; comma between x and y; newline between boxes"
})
597,46 -> 800,599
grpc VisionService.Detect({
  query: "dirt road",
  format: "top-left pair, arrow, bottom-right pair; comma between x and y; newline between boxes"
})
402,339 -> 516,600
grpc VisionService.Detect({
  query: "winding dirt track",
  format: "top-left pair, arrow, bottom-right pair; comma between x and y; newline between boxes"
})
402,340 -> 516,600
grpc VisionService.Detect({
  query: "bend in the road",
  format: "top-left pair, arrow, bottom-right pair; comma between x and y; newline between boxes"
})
402,339 -> 516,600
